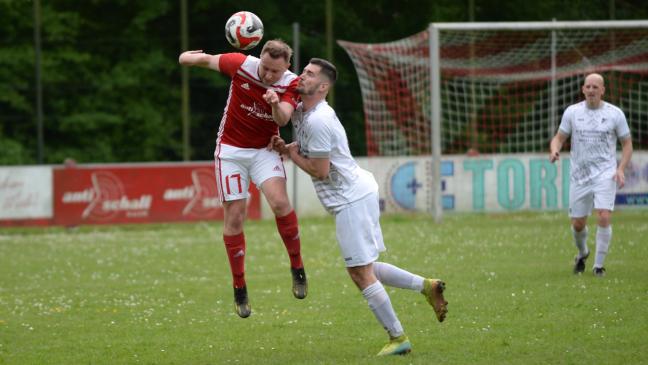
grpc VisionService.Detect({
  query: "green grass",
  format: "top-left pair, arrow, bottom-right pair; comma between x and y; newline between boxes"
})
1,211 -> 647,364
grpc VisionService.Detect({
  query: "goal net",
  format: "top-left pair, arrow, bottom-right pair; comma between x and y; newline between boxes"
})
339,21 -> 648,157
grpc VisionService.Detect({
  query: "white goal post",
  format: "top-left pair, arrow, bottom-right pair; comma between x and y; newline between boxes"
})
339,20 -> 648,222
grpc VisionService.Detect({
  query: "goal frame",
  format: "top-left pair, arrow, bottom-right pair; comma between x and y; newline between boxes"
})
428,20 -> 648,222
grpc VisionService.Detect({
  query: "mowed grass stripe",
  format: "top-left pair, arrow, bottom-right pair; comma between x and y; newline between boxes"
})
0,211 -> 646,364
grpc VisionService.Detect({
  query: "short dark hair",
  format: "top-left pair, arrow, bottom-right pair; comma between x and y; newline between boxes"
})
261,39 -> 293,63
309,58 -> 337,84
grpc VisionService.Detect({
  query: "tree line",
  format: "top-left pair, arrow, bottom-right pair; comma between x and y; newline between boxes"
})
1,0 -> 645,165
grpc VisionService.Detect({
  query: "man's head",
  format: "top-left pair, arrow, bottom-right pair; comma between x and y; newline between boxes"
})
297,58 -> 337,96
582,73 -> 605,108
258,39 -> 292,85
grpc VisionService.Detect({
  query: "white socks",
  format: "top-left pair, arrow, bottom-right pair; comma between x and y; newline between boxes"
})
572,226 -> 589,258
362,262 -> 427,338
362,281 -> 403,338
594,225 -> 612,269
372,261 -> 424,291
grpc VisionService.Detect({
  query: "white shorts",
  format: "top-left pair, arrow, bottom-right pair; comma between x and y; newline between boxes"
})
214,143 -> 286,202
335,192 -> 386,267
569,178 -> 617,218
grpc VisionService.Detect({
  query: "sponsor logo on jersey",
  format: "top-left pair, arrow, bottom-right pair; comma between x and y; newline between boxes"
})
240,102 -> 273,120
241,82 -> 250,90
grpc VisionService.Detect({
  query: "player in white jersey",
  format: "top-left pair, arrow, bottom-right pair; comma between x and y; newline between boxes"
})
550,73 -> 633,277
270,58 -> 448,356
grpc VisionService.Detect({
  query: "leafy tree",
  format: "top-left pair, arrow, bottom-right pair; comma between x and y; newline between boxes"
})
1,0 -> 646,165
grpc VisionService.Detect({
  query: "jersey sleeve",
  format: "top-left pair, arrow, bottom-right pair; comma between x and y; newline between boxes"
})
279,78 -> 300,109
218,53 -> 247,78
305,115 -> 332,158
615,109 -> 631,140
558,106 -> 573,136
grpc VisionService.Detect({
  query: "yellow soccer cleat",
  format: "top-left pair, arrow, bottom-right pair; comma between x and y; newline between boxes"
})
421,279 -> 448,322
376,335 -> 412,356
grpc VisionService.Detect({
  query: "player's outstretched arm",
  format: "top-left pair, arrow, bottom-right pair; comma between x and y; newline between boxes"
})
178,50 -> 221,71
549,132 -> 568,163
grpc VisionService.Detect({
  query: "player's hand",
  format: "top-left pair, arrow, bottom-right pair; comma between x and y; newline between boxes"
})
268,135 -> 287,154
263,89 -> 280,105
549,150 -> 560,163
614,169 -> 626,188
178,50 -> 204,64
286,142 -> 299,157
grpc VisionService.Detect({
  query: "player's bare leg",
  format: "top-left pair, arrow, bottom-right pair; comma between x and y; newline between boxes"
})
262,177 -> 307,299
223,199 -> 251,318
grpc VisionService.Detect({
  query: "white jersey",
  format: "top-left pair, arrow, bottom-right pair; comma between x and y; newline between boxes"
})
559,101 -> 630,185
292,100 -> 378,213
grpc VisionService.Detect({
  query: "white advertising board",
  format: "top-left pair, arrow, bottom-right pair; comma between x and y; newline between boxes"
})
0,166 -> 53,219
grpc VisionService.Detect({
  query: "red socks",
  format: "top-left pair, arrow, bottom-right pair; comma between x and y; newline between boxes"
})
275,210 -> 303,269
223,233 -> 246,288
223,210 -> 302,289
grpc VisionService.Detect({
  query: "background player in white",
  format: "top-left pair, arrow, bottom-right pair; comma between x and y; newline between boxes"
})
178,40 -> 307,318
550,73 -> 633,276
270,58 -> 448,356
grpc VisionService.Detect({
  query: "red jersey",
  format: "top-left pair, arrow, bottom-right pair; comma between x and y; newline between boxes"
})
217,53 -> 299,148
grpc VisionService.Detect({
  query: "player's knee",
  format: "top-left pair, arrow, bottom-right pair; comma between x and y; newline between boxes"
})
347,265 -> 375,290
224,218 -> 244,235
223,206 -> 246,233
572,219 -> 587,232
269,198 -> 292,216
597,210 -> 611,227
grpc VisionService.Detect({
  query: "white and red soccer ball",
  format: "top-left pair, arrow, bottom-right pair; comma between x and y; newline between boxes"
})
225,11 -> 264,50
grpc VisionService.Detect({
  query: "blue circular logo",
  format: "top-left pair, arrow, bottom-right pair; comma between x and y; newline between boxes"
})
390,162 -> 420,210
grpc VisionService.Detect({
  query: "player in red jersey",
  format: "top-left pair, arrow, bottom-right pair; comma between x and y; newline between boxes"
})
179,40 -> 307,318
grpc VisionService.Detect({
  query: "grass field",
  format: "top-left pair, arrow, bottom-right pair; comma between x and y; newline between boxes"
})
1,211 -> 647,364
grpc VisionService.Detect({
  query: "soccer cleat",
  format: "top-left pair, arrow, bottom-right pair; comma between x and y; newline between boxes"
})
291,267 -> 308,299
573,251 -> 590,274
593,267 -> 606,277
233,286 -> 251,318
376,335 -> 412,356
421,279 -> 448,322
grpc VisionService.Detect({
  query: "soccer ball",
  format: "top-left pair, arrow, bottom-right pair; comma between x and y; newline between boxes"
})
225,11 -> 264,51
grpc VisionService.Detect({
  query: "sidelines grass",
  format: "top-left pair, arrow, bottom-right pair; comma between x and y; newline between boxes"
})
1,211 -> 647,364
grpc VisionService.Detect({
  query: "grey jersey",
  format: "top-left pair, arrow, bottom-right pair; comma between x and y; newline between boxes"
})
559,101 -> 631,185
292,101 -> 377,213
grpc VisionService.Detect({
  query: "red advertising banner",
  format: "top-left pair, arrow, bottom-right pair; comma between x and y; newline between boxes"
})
52,162 -> 260,226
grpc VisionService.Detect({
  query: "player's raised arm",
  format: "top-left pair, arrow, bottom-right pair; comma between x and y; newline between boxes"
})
178,50 -> 221,71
